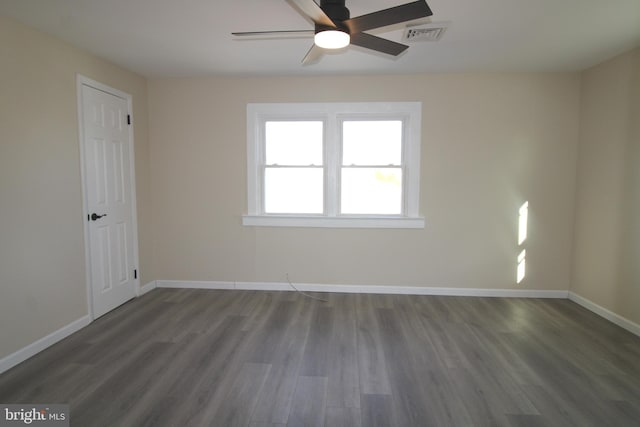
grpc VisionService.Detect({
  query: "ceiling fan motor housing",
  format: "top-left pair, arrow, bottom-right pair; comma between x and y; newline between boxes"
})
317,0 -> 350,34
320,0 -> 350,22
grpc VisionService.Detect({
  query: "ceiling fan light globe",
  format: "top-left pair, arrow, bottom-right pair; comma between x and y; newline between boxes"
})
314,30 -> 350,49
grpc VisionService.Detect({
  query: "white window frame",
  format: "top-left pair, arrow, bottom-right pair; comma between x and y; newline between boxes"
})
243,102 -> 424,229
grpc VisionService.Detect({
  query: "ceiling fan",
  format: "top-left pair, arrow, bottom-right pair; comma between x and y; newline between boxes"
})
232,0 -> 433,64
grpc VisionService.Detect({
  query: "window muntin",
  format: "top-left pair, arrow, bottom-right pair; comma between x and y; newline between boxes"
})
245,103 -> 423,228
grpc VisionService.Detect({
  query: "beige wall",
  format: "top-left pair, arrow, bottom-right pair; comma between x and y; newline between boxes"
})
0,15 -> 151,360
148,73 -> 581,290
571,48 -> 640,324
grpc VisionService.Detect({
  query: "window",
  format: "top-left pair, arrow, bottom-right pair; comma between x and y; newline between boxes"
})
244,102 -> 423,228
264,121 -> 324,214
341,120 -> 403,215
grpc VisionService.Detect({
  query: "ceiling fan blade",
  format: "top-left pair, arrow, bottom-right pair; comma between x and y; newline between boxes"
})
343,0 -> 432,33
349,32 -> 409,56
302,44 -> 324,65
286,0 -> 336,28
232,30 -> 314,37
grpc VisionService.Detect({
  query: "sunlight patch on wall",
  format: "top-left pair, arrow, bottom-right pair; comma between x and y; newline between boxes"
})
517,249 -> 526,284
518,201 -> 528,245
517,201 -> 528,284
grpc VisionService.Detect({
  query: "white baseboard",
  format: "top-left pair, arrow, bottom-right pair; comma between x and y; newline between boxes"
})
568,292 -> 640,337
157,279 -> 569,299
0,315 -> 91,375
139,280 -> 157,295
157,280 -> 235,290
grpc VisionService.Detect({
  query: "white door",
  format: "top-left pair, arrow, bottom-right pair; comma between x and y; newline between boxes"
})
80,82 -> 137,318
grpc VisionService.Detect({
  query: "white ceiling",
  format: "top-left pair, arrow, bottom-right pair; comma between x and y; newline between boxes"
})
1,0 -> 639,77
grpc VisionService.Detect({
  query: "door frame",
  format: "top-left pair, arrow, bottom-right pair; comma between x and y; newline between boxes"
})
76,74 -> 141,320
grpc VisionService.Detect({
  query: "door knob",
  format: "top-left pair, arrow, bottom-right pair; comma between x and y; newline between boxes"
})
91,213 -> 107,221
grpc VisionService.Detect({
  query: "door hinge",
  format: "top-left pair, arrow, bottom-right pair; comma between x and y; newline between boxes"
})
127,114 -> 131,125
134,269 -> 138,279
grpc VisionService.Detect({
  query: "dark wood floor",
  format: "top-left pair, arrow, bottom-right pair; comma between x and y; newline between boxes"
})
0,289 -> 639,426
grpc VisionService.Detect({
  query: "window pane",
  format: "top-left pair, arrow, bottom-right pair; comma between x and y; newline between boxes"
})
266,121 -> 323,165
265,168 -> 323,214
341,168 -> 402,214
342,121 -> 402,165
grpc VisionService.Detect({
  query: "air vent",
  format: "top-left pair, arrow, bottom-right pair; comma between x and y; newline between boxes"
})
402,22 -> 449,42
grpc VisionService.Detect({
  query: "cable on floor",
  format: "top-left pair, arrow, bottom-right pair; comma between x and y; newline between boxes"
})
286,273 -> 328,302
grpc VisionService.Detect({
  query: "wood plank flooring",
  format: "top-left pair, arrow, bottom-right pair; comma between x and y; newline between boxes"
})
0,289 -> 639,426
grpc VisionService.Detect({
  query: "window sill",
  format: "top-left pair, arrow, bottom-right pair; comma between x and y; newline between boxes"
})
242,215 -> 425,229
